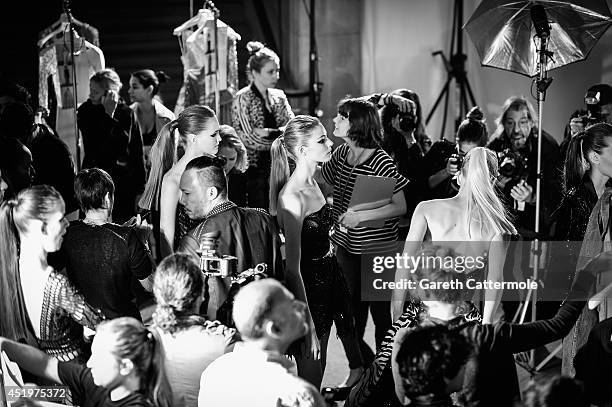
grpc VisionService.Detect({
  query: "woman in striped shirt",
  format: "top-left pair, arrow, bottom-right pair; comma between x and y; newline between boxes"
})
321,98 -> 408,358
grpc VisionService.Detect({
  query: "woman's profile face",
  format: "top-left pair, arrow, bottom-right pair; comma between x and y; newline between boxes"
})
193,118 -> 221,155
333,113 -> 350,139
252,60 -> 280,89
594,138 -> 612,178
42,207 -> 68,253
128,76 -> 151,104
87,331 -> 123,388
304,125 -> 333,163
219,146 -> 238,173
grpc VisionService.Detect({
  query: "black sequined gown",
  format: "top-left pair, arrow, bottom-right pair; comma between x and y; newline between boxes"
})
301,204 -> 356,339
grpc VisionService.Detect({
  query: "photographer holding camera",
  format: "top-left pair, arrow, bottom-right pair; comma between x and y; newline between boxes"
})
584,83 -> 612,125
423,106 -> 488,200
177,155 -> 283,320
487,97 -> 560,239
380,89 -> 428,238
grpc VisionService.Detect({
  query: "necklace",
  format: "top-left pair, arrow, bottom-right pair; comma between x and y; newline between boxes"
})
337,146 -> 371,232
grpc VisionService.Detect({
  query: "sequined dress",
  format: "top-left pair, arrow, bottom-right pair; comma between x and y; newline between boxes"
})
37,269 -> 105,363
300,204 -> 356,339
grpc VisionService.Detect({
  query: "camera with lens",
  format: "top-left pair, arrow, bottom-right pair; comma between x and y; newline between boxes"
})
387,103 -> 417,133
197,231 -> 238,278
584,84 -> 612,126
449,153 -> 463,170
497,148 -> 528,180
398,110 -> 417,133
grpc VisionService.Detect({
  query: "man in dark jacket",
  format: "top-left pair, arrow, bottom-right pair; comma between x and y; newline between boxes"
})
178,155 -> 284,320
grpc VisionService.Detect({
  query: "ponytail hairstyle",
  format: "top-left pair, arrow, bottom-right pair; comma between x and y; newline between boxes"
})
269,115 -> 323,215
456,106 -> 488,146
97,317 -> 172,407
0,185 -> 64,341
246,41 -> 279,81
139,105 -> 217,210
152,253 -> 206,335
563,123 -> 612,193
459,147 -> 516,237
139,120 -> 180,210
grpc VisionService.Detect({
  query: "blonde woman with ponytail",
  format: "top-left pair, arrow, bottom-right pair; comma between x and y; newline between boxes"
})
145,105 -> 221,257
392,147 -> 516,324
270,115 -> 364,389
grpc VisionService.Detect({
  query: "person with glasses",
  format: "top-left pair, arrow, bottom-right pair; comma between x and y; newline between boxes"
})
424,106 -> 488,200
177,155 -> 283,321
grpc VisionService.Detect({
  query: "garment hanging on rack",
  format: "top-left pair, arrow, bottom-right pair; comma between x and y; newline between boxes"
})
173,9 -> 240,123
38,27 -> 105,166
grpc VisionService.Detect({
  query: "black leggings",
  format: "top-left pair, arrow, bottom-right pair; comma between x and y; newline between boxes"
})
336,246 -> 391,361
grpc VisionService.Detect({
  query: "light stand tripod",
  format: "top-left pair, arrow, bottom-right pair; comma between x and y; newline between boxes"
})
63,0 -> 81,170
514,4 -> 555,372
426,0 -> 477,140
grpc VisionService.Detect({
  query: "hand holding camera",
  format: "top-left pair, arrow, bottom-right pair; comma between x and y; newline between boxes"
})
446,154 -> 462,176
510,179 -> 534,204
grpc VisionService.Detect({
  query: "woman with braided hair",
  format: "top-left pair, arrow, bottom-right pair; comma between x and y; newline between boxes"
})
152,253 -> 236,406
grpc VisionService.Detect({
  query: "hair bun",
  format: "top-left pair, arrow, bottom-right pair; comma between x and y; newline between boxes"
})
155,71 -> 169,83
246,41 -> 265,55
466,106 -> 484,122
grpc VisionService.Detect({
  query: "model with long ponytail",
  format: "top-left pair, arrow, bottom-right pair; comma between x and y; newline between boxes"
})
269,115 -> 364,389
392,146 -> 516,325
0,185 -> 104,362
155,105 -> 221,258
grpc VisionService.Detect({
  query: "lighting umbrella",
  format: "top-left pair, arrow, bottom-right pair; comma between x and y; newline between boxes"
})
464,0 -> 612,77
464,0 -> 612,370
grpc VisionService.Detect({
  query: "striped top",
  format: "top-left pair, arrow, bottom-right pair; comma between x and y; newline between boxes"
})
321,144 -> 408,254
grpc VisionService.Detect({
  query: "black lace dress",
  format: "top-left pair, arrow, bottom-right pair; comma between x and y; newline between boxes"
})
301,204 -> 356,339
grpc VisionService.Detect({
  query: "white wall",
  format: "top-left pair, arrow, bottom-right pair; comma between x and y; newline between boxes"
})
361,0 -> 612,142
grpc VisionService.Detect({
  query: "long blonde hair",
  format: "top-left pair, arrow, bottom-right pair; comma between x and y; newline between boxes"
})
269,115 -> 323,215
460,147 -> 516,237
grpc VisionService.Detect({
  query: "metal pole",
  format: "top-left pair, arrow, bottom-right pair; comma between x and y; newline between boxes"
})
308,0 -> 316,115
63,0 -> 80,170
530,33 -> 548,370
213,7 -> 220,116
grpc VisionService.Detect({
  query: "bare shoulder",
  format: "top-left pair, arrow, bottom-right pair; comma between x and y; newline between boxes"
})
278,189 -> 306,219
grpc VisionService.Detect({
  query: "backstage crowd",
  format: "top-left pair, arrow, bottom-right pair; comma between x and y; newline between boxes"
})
1,41 -> 612,407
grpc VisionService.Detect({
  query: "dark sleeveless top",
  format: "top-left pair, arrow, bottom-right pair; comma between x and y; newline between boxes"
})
301,203 -> 334,260
142,124 -> 157,147
299,203 -> 355,339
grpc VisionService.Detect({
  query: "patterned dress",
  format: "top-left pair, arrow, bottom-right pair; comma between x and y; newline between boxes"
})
37,269 -> 105,363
